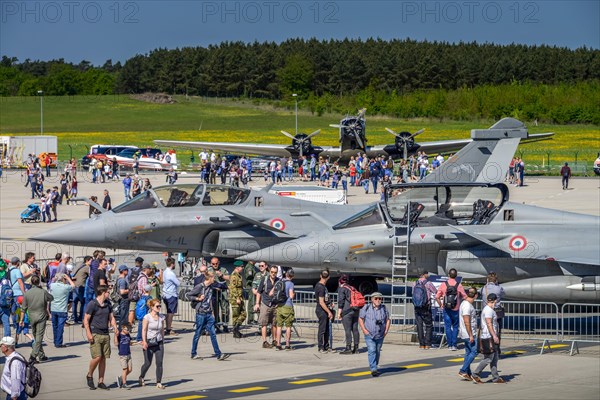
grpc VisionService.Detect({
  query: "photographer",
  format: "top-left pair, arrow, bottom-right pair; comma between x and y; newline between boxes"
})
358,292 -> 390,377
315,270 -> 335,353
50,273 -> 75,347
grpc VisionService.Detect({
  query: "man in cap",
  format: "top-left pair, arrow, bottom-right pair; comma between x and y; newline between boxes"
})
229,261 -> 246,338
358,292 -> 390,377
162,257 -> 180,335
1,336 -> 27,400
21,275 -> 54,362
50,272 -> 75,347
251,262 -> 269,325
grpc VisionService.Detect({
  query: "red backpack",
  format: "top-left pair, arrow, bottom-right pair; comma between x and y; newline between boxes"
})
342,284 -> 366,309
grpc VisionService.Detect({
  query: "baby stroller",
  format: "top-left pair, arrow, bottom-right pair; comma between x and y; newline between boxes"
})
20,204 -> 42,223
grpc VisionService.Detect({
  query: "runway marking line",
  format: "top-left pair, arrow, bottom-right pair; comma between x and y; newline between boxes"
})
538,344 -> 569,349
228,386 -> 268,393
446,358 -> 464,362
344,371 -> 372,377
289,378 -> 327,385
168,396 -> 207,400
400,363 -> 432,369
502,350 -> 526,355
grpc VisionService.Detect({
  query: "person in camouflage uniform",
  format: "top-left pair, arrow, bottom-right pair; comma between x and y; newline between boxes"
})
243,261 -> 257,324
229,261 -> 247,338
210,257 -> 230,333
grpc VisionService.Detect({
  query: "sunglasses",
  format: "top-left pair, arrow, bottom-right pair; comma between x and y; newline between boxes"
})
373,297 -> 382,300
155,305 -> 162,308
211,263 -> 219,265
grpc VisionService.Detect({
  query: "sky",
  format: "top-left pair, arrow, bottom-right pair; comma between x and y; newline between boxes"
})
1,0 -> 599,65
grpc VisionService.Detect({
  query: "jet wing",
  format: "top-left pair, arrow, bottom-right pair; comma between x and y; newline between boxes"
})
154,140 -> 292,158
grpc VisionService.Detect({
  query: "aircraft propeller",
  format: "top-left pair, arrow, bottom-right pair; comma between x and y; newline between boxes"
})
281,129 -> 321,157
385,128 -> 425,160
330,108 -> 367,149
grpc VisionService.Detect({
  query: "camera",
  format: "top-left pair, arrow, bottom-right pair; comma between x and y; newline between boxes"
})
375,320 -> 384,326
108,258 -> 115,263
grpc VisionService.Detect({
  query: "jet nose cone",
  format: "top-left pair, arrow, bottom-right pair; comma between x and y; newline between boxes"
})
31,218 -> 106,246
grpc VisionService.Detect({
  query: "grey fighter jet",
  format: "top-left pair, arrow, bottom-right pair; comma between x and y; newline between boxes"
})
240,182 -> 600,304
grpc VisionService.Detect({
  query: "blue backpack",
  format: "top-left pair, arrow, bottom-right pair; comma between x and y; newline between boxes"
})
0,276 -> 14,308
412,280 -> 429,308
135,295 -> 151,320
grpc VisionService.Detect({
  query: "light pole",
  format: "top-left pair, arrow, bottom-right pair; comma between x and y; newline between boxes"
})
292,93 -> 298,134
37,90 -> 43,135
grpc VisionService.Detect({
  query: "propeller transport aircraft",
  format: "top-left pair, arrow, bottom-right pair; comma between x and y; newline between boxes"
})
155,109 -> 554,164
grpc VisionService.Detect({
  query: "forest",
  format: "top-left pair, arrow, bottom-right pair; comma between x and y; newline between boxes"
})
2,38 -> 599,123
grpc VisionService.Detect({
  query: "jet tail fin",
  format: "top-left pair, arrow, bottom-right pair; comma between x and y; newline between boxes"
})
423,118 -> 539,184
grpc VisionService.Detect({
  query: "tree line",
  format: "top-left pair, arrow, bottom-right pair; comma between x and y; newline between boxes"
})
1,38 -> 599,123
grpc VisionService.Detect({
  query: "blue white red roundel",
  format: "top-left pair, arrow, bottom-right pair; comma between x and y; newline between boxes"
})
509,236 -> 527,251
270,218 -> 286,231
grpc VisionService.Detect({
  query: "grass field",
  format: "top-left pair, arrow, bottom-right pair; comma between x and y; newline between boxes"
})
1,95 -> 598,167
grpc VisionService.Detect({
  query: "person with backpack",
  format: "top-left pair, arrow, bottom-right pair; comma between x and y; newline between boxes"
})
72,256 -> 91,325
358,292 -> 390,377
435,269 -> 467,351
135,286 -> 153,343
412,271 -> 437,350
336,274 -> 365,355
186,270 -> 230,361
275,269 -> 295,350
255,265 -> 279,349
126,257 -> 144,327
114,266 -> 130,327
1,336 -> 29,400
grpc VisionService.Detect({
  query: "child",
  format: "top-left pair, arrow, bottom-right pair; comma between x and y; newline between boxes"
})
135,285 -> 153,342
117,323 -> 133,389
14,297 -> 34,346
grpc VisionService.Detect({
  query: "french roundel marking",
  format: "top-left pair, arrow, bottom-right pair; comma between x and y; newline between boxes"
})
509,236 -> 527,251
270,218 -> 286,231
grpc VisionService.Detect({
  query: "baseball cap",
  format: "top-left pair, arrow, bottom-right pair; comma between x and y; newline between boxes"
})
118,265 -> 128,272
135,257 -> 144,263
370,292 -> 384,299
487,293 -> 498,302
233,260 -> 244,267
0,336 -> 15,346
142,263 -> 152,270
10,257 -> 20,264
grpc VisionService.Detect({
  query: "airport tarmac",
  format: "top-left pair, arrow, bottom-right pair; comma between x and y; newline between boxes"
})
0,170 -> 599,399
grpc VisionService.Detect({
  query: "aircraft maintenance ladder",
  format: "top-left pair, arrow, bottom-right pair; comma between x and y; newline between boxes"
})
390,202 -> 413,326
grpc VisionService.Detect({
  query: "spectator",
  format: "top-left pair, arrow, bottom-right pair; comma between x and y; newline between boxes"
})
162,258 -> 180,336
135,285 -> 153,343
255,266 -> 279,348
229,261 -> 246,339
187,271 -> 229,361
1,336 -> 27,400
123,174 -> 132,201
0,261 -> 11,338
472,293 -> 505,384
49,273 -> 75,348
337,274 -> 360,355
482,272 -> 506,337
250,262 -> 268,325
358,292 -> 390,377
209,258 -> 229,333
458,287 -> 479,381
116,323 -> 133,389
275,269 -> 295,350
72,256 -> 91,325
139,298 -> 166,390
315,270 -> 334,353
21,275 -> 53,362
84,285 -> 118,391
102,190 -> 112,211
20,252 -> 38,290
560,162 -> 572,190
115,265 -> 130,326
413,271 -> 437,350
435,268 -> 467,351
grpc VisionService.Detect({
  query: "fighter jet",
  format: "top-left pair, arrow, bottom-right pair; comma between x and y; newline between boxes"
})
239,180 -> 599,304
154,109 -> 554,164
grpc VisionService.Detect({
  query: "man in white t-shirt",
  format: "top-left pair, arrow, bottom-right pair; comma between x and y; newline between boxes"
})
458,287 -> 478,381
472,293 -> 505,384
199,150 -> 208,162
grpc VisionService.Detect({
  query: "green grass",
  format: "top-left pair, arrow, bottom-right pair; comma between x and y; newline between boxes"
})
1,95 -> 598,166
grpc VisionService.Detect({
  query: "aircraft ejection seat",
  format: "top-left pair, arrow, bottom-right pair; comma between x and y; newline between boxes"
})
471,199 -> 495,224
400,202 -> 425,226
